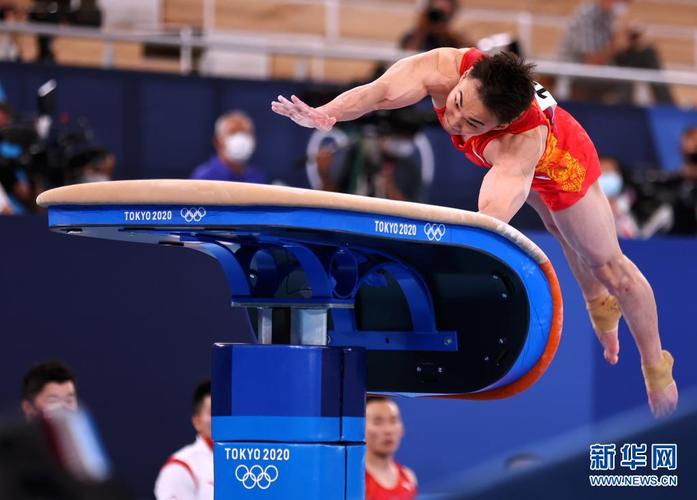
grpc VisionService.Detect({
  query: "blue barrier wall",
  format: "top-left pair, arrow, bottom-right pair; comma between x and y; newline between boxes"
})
0,216 -> 694,496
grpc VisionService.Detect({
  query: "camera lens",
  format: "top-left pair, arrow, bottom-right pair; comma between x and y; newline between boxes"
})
427,7 -> 447,23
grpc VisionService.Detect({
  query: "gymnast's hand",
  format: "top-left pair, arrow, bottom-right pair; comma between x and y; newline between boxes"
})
271,95 -> 337,132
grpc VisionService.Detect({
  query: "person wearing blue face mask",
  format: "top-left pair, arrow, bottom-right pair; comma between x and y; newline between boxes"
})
599,156 -> 674,239
190,111 -> 268,184
599,156 -> 639,239
598,160 -> 624,199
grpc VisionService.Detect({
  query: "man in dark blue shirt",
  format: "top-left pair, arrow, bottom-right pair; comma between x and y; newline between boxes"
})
191,110 -> 268,183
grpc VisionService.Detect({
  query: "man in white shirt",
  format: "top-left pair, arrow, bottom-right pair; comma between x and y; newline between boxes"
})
154,380 -> 214,500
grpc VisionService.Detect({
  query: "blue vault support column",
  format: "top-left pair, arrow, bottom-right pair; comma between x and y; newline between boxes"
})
212,344 -> 366,499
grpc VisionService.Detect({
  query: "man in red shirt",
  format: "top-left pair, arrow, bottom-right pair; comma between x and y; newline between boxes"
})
365,396 -> 417,500
271,47 -> 678,417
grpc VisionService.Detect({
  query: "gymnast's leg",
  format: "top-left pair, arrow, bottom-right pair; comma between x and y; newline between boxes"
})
550,183 -> 678,417
526,191 -> 621,364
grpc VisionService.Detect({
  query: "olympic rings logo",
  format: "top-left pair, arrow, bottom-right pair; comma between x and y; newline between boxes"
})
180,207 -> 207,223
424,223 -> 446,241
234,464 -> 279,490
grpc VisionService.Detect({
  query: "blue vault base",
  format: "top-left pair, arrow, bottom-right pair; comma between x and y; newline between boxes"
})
213,344 -> 367,499
214,442 -> 365,499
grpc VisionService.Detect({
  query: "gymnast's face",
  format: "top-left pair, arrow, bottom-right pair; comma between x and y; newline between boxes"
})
192,395 -> 212,441
365,399 -> 404,458
442,72 -> 507,138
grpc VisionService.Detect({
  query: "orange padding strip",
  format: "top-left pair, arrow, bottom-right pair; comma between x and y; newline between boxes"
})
436,260 -> 563,401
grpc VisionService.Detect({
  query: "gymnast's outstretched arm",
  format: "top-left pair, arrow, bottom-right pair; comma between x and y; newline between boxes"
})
271,48 -> 463,131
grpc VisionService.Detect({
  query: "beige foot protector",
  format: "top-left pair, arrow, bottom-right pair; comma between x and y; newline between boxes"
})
642,350 -> 675,393
586,294 -> 622,333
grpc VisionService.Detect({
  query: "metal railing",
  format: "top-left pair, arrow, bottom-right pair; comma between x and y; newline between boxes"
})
194,0 -> 697,66
1,19 -> 697,91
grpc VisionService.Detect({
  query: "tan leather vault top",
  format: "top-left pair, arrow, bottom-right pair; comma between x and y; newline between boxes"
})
37,179 -> 548,264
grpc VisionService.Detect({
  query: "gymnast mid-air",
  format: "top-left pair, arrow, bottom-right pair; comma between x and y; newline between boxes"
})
272,47 -> 678,417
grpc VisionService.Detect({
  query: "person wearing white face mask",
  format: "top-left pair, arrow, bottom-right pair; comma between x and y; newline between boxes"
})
190,111 -> 268,184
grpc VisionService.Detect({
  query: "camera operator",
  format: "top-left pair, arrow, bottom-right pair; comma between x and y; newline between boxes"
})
27,0 -> 70,63
28,0 -> 102,63
399,0 -> 470,52
315,108 -> 430,202
0,101 -> 34,213
597,156 -> 673,239
627,126 -> 697,236
1,101 -> 113,213
668,125 -> 697,234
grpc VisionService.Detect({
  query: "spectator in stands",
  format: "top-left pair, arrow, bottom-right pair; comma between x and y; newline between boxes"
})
154,379 -> 213,500
399,0 -> 470,51
0,2 -> 22,61
558,0 -> 673,104
599,156 -> 641,238
21,361 -> 78,419
365,396 -> 417,500
191,111 -> 267,184
600,156 -> 673,238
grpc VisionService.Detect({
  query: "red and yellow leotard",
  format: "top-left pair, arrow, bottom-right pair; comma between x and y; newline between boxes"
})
435,48 -> 601,211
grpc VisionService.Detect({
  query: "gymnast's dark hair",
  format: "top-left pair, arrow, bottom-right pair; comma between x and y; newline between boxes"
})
468,51 -> 536,125
192,379 -> 211,416
21,361 -> 76,401
366,395 -> 392,405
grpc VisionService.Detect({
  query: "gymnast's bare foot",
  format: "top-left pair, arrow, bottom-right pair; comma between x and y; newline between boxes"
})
596,328 -> 620,365
648,381 -> 678,418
